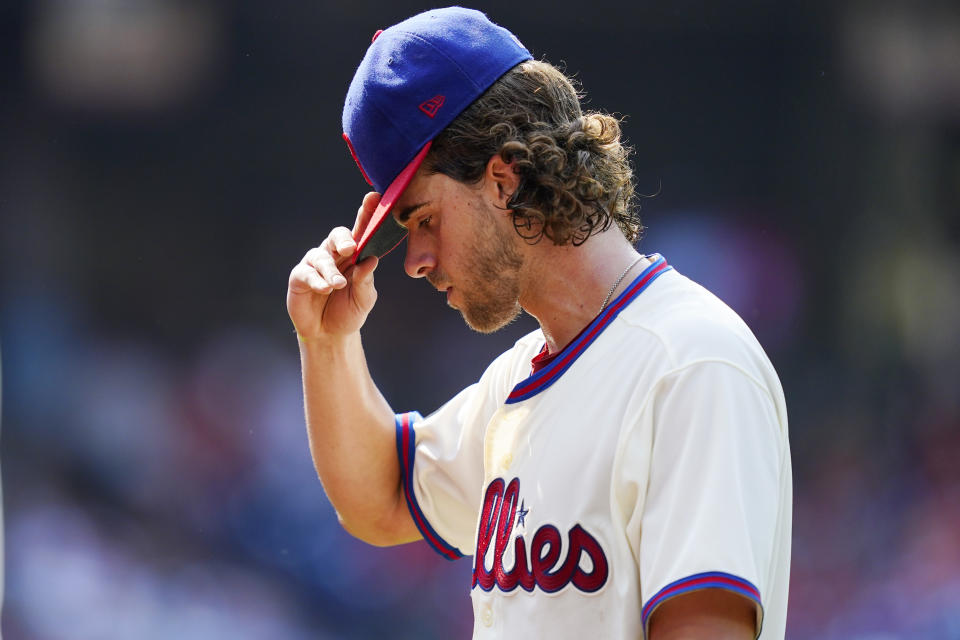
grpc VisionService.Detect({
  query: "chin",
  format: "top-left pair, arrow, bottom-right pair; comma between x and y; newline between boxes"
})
461,302 -> 522,334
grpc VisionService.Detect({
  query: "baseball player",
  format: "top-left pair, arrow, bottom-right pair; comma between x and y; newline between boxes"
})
287,8 -> 791,639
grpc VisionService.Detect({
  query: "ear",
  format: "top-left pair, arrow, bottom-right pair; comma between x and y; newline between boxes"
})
483,154 -> 521,210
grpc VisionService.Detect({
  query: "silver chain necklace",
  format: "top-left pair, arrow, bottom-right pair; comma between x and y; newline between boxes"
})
599,255 -> 644,314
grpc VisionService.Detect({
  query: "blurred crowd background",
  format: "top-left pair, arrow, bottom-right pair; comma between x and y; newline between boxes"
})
2,0 -> 959,638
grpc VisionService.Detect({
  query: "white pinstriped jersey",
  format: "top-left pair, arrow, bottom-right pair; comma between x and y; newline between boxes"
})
395,255 -> 792,639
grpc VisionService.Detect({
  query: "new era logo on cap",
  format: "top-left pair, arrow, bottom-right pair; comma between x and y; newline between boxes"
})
419,95 -> 445,118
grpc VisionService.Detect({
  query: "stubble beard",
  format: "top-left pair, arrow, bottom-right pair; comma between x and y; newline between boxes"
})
451,204 -> 525,334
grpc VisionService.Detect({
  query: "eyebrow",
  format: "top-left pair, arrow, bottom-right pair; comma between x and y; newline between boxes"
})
396,201 -> 430,224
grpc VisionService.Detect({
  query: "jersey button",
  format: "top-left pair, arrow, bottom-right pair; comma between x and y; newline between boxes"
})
480,603 -> 493,627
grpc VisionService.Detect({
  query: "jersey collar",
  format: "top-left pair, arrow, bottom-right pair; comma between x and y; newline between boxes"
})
505,254 -> 671,404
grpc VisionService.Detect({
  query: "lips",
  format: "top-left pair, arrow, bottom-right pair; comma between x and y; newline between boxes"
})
427,273 -> 454,304
428,277 -> 450,295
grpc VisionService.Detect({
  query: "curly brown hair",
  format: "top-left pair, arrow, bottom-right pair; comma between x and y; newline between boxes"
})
426,60 -> 642,246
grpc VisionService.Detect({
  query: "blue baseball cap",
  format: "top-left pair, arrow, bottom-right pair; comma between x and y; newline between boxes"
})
342,7 -> 532,263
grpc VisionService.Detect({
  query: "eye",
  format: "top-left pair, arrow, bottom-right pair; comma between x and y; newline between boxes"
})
418,215 -> 432,229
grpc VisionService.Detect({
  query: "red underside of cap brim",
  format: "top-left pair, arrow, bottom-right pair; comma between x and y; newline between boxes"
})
353,141 -> 432,263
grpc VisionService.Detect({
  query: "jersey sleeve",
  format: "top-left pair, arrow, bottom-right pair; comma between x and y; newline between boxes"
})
395,349 -> 523,560
621,360 -> 786,638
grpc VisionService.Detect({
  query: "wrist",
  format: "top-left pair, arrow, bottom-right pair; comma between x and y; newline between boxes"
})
295,328 -> 360,352
296,330 -> 320,345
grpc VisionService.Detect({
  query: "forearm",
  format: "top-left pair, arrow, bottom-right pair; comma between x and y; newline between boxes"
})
299,332 -> 415,545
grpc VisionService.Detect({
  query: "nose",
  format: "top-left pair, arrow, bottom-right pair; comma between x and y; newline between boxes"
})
403,235 -> 436,279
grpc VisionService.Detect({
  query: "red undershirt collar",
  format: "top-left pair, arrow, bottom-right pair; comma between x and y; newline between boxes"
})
530,320 -> 593,374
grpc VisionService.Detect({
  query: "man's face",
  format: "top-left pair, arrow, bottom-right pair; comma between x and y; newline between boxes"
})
394,169 -> 524,333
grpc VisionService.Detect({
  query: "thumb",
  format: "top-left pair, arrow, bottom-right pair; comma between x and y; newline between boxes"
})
350,256 -> 379,310
352,255 -> 379,284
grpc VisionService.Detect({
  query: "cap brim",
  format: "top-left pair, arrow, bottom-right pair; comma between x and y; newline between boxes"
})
353,141 -> 432,263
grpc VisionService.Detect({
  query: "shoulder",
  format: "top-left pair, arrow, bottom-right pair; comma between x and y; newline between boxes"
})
609,266 -> 787,422
619,267 -> 776,376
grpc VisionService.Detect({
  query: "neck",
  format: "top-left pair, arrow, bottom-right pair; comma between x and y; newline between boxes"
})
518,230 -> 646,354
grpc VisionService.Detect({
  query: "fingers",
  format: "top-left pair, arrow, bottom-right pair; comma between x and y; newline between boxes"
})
352,192 -> 382,239
325,226 -> 357,260
304,244 -> 348,292
290,192 -> 382,297
288,261 -> 333,295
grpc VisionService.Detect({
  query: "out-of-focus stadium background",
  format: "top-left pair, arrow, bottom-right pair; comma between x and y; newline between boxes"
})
1,1 -> 959,638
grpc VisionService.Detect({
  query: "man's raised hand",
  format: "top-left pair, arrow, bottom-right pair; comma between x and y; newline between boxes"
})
286,193 -> 382,341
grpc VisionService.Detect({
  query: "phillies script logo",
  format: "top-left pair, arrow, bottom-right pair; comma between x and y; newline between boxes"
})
473,478 -> 608,593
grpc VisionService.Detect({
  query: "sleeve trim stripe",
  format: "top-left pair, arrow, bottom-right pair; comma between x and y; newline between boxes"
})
395,412 -> 464,561
641,571 -> 762,626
